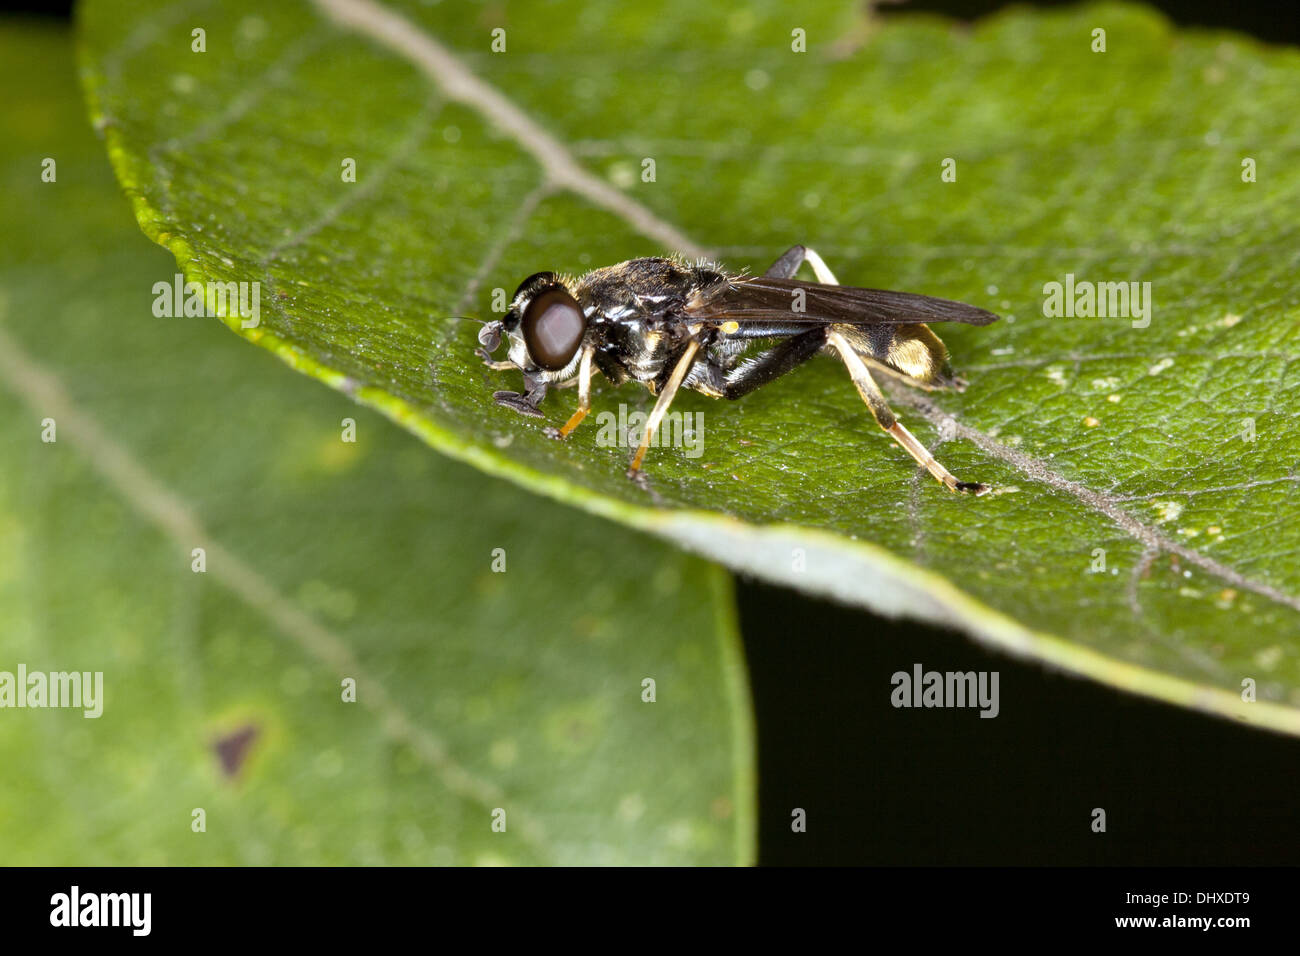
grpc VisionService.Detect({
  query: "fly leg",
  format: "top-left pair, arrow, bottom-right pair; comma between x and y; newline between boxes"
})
765,246 -> 985,492
763,245 -> 840,284
544,346 -> 595,439
827,330 -> 988,495
628,340 -> 700,477
717,328 -> 828,398
860,354 -> 967,393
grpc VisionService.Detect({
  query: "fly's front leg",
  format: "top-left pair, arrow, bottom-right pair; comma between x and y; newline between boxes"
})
764,245 -> 840,284
544,346 -> 595,439
827,330 -> 988,495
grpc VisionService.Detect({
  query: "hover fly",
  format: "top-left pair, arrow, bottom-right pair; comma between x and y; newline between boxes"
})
476,245 -> 998,493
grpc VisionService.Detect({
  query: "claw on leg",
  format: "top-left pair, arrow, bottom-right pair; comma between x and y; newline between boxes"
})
886,421 -> 989,495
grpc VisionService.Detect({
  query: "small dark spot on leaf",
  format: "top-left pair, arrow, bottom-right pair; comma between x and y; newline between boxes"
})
213,724 -> 259,778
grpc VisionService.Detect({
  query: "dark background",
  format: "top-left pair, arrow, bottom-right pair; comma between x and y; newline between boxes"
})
17,0 -> 1300,865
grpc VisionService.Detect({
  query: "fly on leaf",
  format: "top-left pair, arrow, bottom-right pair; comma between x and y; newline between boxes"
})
477,245 -> 998,494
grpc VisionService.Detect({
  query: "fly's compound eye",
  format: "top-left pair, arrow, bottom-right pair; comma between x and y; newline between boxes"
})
522,287 -> 586,371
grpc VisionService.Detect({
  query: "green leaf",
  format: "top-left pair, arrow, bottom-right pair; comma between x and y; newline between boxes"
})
80,0 -> 1300,733
0,22 -> 753,865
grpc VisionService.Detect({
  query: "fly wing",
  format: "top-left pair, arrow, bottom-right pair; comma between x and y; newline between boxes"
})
689,276 -> 1000,327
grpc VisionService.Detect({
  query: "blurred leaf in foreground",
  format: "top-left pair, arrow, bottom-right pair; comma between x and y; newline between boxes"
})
0,21 -> 753,865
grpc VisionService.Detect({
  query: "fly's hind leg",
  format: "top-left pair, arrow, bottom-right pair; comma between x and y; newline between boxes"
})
860,354 -> 968,393
764,246 -> 985,493
827,330 -> 988,495
764,245 -> 840,284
